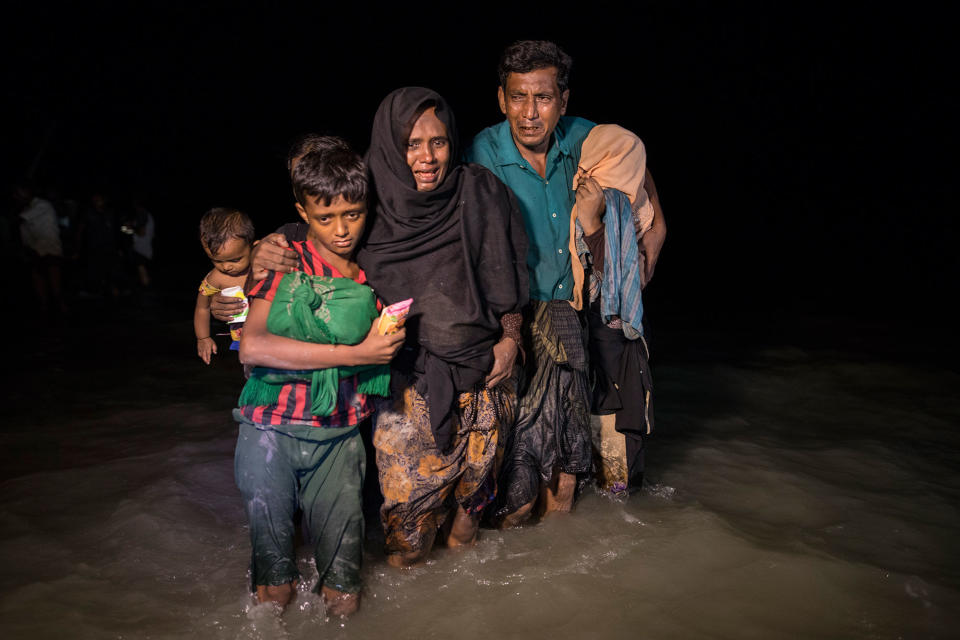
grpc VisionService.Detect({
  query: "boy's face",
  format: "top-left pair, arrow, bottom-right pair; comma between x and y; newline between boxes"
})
296,194 -> 366,260
204,236 -> 251,276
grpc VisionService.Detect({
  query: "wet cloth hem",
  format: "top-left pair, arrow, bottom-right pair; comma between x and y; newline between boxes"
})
249,564 -> 300,592
315,574 -> 362,595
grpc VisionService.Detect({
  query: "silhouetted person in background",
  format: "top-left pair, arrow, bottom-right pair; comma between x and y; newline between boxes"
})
78,192 -> 118,298
13,182 -> 66,315
130,200 -> 155,288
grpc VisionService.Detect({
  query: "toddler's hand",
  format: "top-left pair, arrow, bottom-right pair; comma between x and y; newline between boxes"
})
198,337 -> 217,364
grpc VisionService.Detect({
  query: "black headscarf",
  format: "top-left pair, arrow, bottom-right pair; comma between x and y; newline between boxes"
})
359,87 -> 528,452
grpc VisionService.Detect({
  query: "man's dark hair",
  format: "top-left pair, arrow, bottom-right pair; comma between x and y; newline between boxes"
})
292,147 -> 367,207
199,207 -> 255,254
285,134 -> 352,174
498,40 -> 573,94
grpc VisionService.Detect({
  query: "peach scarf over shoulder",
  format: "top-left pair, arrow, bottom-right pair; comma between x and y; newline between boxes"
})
568,125 -> 655,309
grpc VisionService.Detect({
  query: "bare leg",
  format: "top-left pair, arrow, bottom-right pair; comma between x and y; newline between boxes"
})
47,262 -> 66,314
543,471 -> 576,516
256,582 -> 297,609
31,266 -> 49,310
321,585 -> 360,617
446,506 -> 480,548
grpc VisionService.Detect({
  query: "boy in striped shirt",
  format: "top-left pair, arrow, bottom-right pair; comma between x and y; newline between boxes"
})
234,143 -> 405,617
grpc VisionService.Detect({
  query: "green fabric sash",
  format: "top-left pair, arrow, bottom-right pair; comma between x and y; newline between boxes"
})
238,272 -> 390,416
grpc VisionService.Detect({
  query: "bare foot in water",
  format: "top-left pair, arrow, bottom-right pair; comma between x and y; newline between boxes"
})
446,506 -> 480,548
542,471 -> 576,516
386,526 -> 436,568
321,585 -> 360,617
256,582 -> 297,609
498,499 -> 536,529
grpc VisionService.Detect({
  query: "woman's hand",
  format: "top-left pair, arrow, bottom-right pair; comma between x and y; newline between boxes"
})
350,322 -> 406,365
251,233 -> 300,280
575,176 -> 605,235
485,337 -> 518,388
210,295 -> 246,323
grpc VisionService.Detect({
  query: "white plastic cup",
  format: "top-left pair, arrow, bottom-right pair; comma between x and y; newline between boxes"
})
221,286 -> 248,323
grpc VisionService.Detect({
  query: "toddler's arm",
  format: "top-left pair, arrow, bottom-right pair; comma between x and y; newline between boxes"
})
194,291 -> 217,364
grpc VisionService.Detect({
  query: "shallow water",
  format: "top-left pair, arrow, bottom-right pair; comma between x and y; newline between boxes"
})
2,302 -> 958,639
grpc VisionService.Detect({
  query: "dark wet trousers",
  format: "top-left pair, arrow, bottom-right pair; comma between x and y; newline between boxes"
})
234,411 -> 366,594
587,310 -> 654,490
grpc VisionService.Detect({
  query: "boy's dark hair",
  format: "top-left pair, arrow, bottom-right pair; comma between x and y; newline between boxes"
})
498,40 -> 573,94
285,134 -> 351,174
292,147 -> 367,207
199,207 -> 255,254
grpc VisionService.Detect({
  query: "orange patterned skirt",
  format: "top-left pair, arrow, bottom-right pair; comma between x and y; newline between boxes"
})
374,380 -> 516,554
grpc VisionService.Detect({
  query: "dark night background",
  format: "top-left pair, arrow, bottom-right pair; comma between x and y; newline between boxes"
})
2,5 -> 959,636
2,2 -> 956,354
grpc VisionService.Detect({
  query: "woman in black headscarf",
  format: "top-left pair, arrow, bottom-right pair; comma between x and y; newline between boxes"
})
359,87 -> 528,566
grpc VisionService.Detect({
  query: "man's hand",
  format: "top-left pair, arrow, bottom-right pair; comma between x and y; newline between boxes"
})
351,322 -> 406,365
210,294 -> 246,323
485,337 -> 518,388
251,233 -> 299,281
640,225 -> 665,285
575,176 -> 606,235
640,168 -> 666,287
197,337 -> 217,364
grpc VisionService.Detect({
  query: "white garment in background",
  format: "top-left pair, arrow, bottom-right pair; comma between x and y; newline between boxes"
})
19,197 -> 62,257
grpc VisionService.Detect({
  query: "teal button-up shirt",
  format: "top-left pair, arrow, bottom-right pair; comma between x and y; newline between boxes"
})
467,116 -> 595,301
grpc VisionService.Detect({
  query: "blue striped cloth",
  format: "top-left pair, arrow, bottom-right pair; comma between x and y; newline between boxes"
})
600,189 -> 644,338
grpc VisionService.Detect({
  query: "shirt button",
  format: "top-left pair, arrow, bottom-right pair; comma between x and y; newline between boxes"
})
558,249 -> 563,254
552,213 -> 557,218
558,284 -> 564,289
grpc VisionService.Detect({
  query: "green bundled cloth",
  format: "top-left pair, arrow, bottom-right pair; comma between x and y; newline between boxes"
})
238,271 -> 390,416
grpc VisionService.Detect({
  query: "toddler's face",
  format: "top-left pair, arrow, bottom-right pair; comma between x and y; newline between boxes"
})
204,236 -> 251,277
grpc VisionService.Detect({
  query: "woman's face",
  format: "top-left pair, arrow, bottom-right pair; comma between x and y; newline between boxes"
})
406,107 -> 451,191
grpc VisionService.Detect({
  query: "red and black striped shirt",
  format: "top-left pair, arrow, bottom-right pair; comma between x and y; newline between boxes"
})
238,239 -> 375,428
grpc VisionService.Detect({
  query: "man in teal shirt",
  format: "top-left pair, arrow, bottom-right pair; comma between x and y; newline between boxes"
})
468,108 -> 594,301
467,40 -> 607,525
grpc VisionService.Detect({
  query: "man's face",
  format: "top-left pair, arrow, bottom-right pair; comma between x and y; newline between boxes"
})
497,67 -> 569,155
406,106 -> 451,191
296,194 -> 367,260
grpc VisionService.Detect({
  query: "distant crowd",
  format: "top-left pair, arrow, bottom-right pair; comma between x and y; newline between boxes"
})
5,183 -> 156,316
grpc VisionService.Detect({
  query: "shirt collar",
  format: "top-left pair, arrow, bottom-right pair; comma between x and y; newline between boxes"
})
494,119 -> 572,167
302,238 -> 366,283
